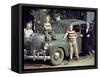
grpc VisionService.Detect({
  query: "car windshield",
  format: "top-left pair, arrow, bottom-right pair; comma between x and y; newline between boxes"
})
35,20 -> 86,33
35,22 -> 67,33
51,22 -> 67,33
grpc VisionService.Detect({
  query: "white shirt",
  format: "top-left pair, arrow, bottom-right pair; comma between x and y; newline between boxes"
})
24,28 -> 33,38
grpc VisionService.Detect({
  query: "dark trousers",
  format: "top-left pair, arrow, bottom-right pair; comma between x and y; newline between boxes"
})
83,38 -> 93,55
24,38 -> 32,52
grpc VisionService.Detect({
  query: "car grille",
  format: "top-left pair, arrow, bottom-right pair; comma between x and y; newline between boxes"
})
31,35 -> 45,50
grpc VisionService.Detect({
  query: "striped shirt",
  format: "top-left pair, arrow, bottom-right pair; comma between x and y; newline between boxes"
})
67,30 -> 76,39
44,23 -> 52,32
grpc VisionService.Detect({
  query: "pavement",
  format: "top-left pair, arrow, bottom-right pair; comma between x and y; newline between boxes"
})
24,55 -> 94,69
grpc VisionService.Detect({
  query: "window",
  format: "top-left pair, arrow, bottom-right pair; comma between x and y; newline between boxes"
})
81,24 -> 86,31
52,23 -> 67,33
73,25 -> 80,32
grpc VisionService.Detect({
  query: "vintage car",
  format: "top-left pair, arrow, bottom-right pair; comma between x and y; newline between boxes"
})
24,19 -> 92,65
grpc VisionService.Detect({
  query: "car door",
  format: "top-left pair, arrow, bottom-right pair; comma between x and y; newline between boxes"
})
73,24 -> 82,53
80,24 -> 87,53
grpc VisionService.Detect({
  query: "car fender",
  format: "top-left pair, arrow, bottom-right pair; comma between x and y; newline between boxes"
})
48,39 -> 69,57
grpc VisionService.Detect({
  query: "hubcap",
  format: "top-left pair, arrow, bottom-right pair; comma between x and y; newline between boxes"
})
54,51 -> 60,60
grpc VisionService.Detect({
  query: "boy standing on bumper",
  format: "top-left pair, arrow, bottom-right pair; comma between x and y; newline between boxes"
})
63,25 -> 79,61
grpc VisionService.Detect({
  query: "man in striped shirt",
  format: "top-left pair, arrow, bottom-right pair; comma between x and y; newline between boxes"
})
63,25 -> 79,61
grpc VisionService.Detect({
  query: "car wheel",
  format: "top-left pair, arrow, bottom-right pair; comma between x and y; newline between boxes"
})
50,48 -> 64,65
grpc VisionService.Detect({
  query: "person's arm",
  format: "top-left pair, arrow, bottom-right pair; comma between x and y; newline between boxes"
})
87,29 -> 91,37
63,32 -> 68,40
30,30 -> 33,37
24,29 -> 26,35
29,30 -> 34,40
74,31 -> 77,38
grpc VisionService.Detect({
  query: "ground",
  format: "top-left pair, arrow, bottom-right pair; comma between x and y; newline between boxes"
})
24,55 -> 94,69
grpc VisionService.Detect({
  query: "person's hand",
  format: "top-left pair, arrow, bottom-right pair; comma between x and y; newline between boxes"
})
80,34 -> 83,37
87,34 -> 90,37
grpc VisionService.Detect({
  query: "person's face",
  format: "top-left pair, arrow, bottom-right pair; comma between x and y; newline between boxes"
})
26,23 -> 32,29
69,25 -> 73,31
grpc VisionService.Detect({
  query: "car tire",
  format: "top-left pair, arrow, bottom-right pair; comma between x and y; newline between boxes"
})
50,48 -> 64,66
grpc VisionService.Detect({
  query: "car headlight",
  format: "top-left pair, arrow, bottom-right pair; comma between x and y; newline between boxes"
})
44,43 -> 49,50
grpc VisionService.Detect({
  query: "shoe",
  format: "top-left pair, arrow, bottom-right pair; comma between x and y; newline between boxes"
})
68,59 -> 73,62
45,38 -> 49,41
75,58 -> 79,61
52,36 -> 57,40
